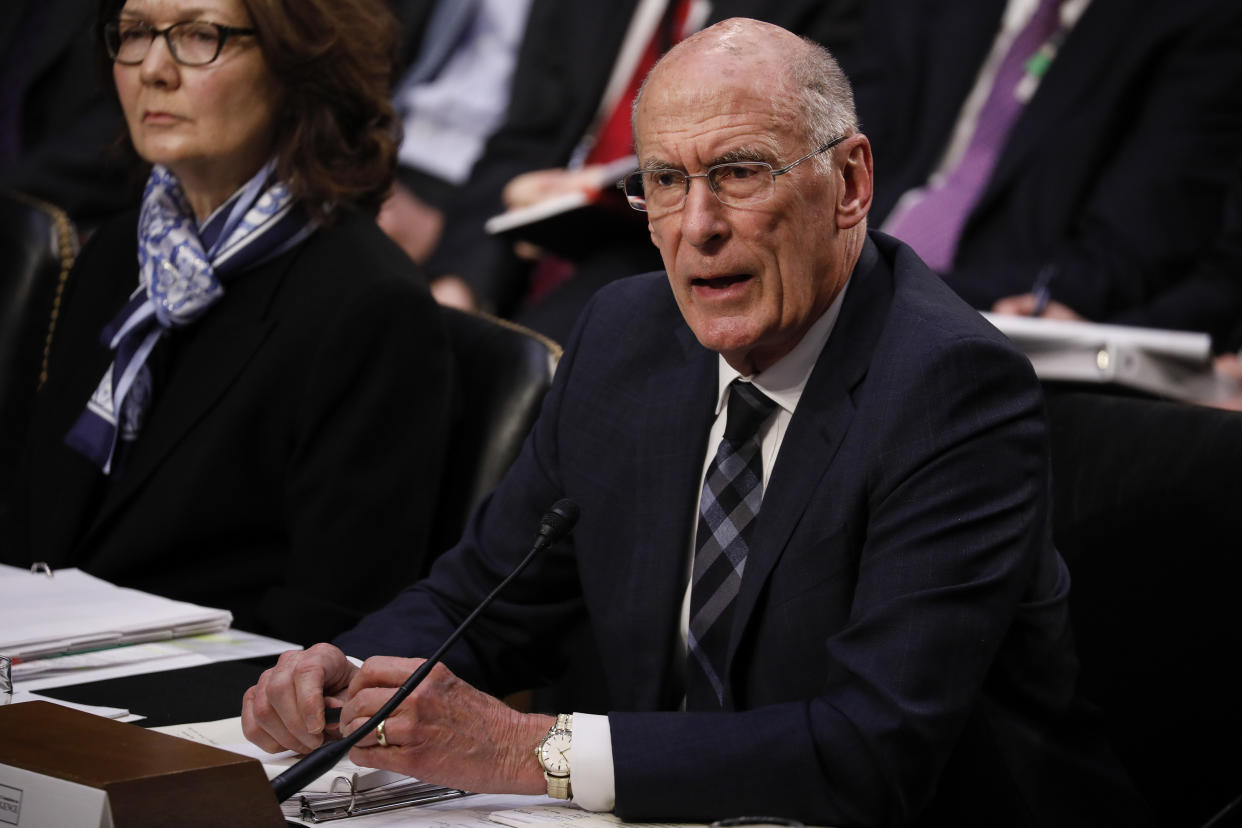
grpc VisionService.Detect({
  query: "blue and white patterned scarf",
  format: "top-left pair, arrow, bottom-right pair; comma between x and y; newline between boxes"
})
64,160 -> 315,473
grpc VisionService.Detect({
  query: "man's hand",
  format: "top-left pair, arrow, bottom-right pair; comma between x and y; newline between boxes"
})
502,166 -> 613,210
377,183 -> 445,264
241,643 -> 360,754
991,293 -> 1084,320
340,656 -> 553,795
430,275 -> 479,311
1203,353 -> 1242,410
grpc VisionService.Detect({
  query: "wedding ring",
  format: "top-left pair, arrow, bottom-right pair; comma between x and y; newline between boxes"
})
376,718 -> 390,747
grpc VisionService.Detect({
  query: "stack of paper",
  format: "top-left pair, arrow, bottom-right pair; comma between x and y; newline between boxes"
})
0,564 -> 232,662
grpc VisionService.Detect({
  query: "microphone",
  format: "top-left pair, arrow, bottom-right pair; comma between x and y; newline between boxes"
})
270,498 -> 580,802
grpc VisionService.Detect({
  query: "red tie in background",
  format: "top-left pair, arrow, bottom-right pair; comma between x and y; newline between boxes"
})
526,0 -> 695,304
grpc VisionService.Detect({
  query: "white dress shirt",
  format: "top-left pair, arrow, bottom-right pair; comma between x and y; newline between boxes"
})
396,0 -> 533,185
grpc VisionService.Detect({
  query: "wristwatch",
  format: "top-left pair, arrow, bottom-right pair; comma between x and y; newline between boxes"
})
535,713 -> 573,799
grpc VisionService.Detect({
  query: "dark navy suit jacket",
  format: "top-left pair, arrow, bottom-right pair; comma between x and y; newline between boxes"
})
339,232 -> 1148,826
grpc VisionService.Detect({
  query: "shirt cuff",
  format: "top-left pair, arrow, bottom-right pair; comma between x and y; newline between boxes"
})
570,712 -> 616,812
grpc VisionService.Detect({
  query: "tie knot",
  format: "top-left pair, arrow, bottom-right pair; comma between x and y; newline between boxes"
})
723,380 -> 777,443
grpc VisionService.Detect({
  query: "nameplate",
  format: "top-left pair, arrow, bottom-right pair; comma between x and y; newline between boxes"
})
0,702 -> 284,827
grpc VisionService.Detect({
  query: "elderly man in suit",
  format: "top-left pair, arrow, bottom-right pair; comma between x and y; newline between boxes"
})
423,0 -> 863,342
243,19 -> 1148,827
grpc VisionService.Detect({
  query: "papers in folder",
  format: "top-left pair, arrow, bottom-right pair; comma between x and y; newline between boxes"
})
0,563 -> 232,661
155,717 -> 472,822
980,313 -> 1237,403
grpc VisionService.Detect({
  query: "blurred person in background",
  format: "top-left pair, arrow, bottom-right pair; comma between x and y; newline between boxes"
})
847,0 -> 1242,332
377,0 -> 535,266
422,0 -> 865,344
0,0 -> 456,646
1,0 -> 133,232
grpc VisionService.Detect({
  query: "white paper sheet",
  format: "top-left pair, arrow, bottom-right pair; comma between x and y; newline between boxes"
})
0,564 -> 232,660
12,628 -> 297,691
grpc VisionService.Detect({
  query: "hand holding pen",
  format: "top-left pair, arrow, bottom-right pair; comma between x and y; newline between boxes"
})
990,264 -> 1082,320
1029,264 -> 1057,317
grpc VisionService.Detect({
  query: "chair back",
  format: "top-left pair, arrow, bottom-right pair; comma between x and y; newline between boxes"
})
428,307 -> 561,558
1047,390 -> 1242,827
0,192 -> 77,492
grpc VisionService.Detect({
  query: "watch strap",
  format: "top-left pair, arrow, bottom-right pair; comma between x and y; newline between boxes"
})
546,774 -> 572,799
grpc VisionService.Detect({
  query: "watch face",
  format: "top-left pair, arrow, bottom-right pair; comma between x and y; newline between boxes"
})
540,731 -> 572,775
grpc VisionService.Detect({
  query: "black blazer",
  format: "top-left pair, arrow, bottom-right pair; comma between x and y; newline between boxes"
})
847,0 -> 1242,326
339,234 -> 1149,827
3,209 -> 457,646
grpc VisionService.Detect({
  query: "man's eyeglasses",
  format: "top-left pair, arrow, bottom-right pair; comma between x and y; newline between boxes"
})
618,135 -> 847,215
104,19 -> 257,67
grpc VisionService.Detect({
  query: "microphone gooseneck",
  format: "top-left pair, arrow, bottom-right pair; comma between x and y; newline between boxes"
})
270,498 -> 580,803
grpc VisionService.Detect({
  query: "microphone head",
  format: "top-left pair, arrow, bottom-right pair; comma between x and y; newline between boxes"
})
538,498 -> 580,542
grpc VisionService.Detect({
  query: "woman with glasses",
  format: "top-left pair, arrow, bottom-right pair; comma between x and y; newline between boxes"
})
1,0 -> 456,645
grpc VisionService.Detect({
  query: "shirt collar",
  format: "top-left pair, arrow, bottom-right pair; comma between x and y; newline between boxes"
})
712,278 -> 851,418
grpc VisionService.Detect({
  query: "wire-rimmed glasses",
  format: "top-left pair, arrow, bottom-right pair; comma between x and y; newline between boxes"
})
618,135 -> 846,215
104,19 -> 257,66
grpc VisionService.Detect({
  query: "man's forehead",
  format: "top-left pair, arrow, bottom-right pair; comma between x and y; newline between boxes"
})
635,75 -> 794,165
651,40 -> 786,94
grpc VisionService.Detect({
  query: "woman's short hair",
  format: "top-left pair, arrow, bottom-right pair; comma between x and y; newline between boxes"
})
97,0 -> 401,221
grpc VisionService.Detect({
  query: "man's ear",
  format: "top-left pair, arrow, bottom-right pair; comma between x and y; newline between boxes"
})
836,134 -> 873,230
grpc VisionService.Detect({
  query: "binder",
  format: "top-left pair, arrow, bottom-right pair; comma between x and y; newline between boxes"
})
980,313 -> 1238,403
282,777 -> 471,822
483,156 -> 644,260
0,564 -> 232,662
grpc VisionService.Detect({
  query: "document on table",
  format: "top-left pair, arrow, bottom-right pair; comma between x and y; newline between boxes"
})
488,806 -> 696,828
12,628 -> 297,691
156,716 -> 471,821
154,716 -> 405,793
9,690 -> 139,722
155,717 -> 702,826
0,563 -> 231,661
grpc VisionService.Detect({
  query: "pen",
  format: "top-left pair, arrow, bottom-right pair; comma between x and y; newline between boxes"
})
324,707 -> 342,725
1029,264 -> 1058,317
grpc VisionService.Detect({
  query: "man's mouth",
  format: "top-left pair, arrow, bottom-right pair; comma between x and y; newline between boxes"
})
692,273 -> 753,289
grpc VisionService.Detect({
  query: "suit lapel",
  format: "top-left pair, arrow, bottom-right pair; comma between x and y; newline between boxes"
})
76,247 -> 296,546
612,320 -> 717,710
919,0 -> 1008,162
723,240 -> 893,699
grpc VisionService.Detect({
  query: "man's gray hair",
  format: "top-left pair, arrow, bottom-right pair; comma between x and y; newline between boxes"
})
789,37 -> 858,174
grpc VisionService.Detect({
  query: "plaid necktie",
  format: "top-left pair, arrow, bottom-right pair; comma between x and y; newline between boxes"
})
686,379 -> 778,710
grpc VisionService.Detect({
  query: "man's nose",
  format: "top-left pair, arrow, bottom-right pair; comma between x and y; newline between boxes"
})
680,176 -> 729,248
